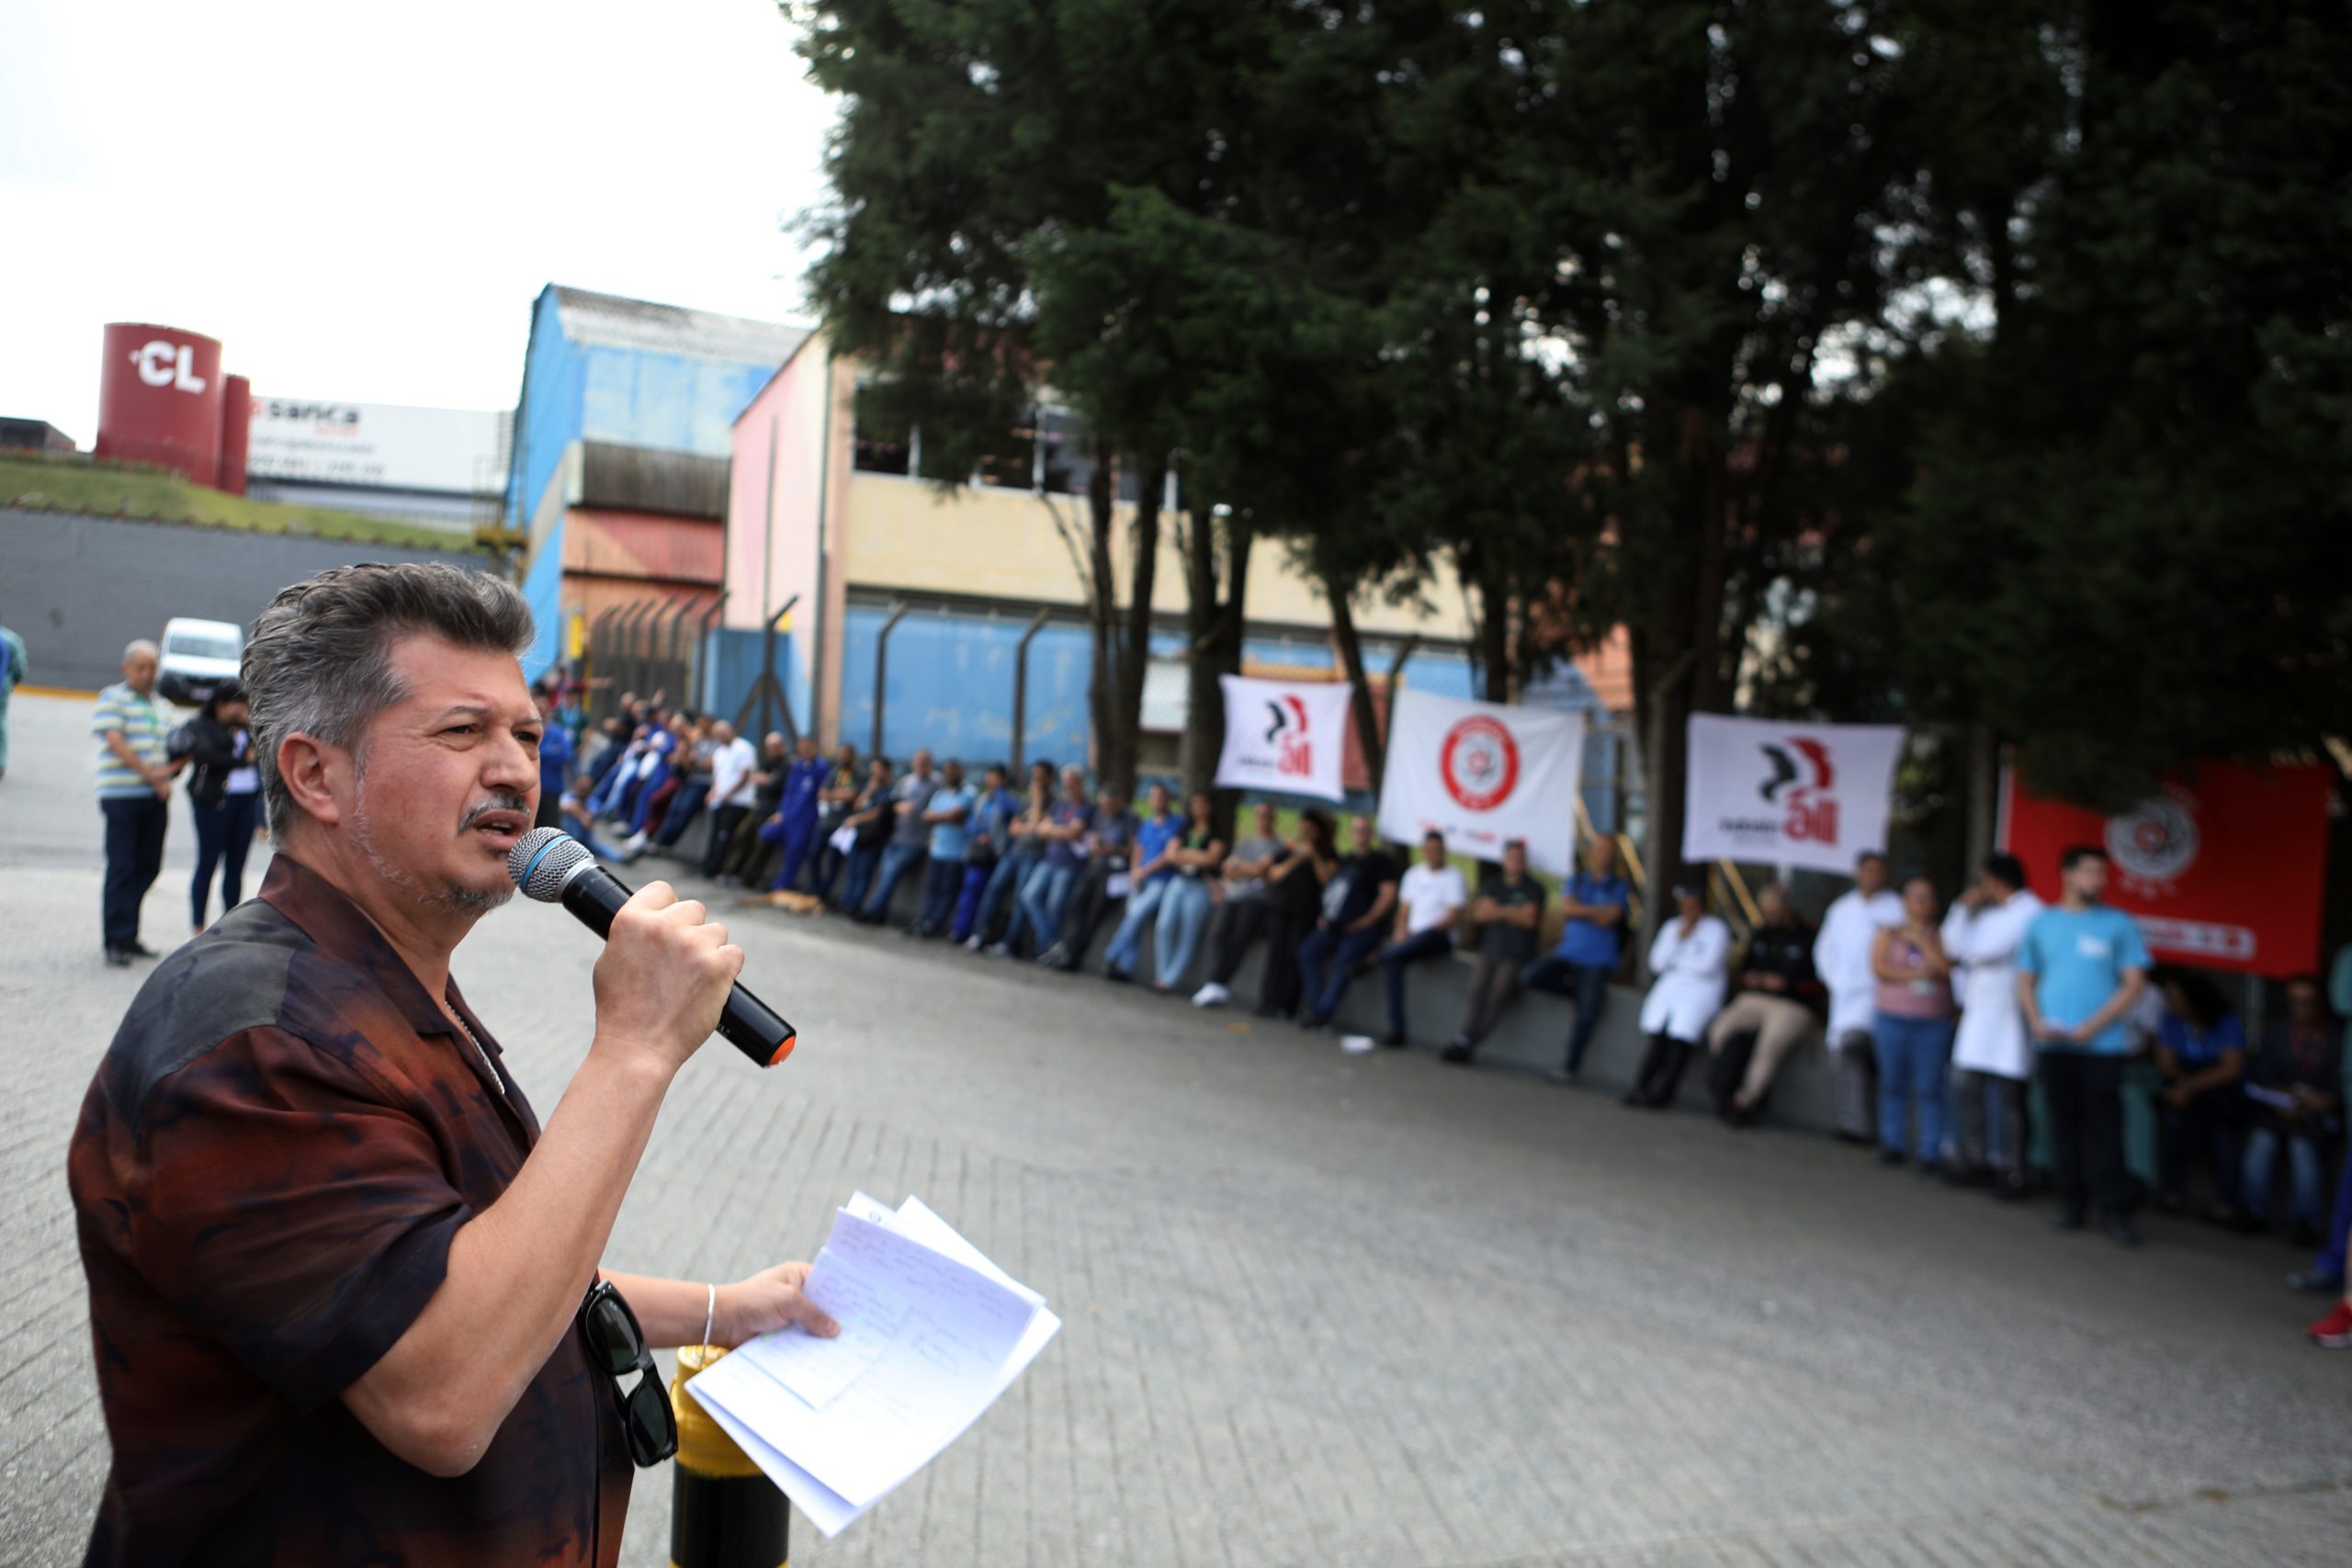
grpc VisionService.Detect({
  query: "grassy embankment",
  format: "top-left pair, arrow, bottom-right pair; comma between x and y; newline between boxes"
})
0,454 -> 485,554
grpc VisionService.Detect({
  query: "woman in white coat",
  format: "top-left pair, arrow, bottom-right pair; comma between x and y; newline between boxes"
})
1623,883 -> 1733,1109
1939,852 -> 2043,1195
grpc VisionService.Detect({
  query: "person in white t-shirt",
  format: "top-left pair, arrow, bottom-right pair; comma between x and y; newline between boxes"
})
1811,850 -> 1905,1143
1373,831 -> 1467,1047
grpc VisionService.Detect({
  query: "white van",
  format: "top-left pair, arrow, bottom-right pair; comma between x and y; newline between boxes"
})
156,617 -> 244,706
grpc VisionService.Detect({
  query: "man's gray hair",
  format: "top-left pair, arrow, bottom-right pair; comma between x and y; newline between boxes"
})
243,563 -> 534,838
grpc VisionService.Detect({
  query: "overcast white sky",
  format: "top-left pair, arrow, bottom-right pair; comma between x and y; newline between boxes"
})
0,0 -> 838,446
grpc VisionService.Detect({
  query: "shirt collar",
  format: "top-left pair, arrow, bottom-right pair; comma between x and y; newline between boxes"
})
258,852 -> 471,1042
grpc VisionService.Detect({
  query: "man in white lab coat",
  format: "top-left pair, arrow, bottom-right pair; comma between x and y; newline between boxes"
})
1940,852 -> 2044,1195
1812,851 -> 1905,1144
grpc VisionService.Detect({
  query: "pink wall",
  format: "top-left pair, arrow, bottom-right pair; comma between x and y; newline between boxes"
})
725,339 -> 835,717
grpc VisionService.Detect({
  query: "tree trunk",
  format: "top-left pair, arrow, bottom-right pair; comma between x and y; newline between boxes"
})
1324,570 -> 1385,797
1471,547 -> 1512,704
1180,509 -> 1219,801
1103,453 -> 1165,798
1964,721 -> 1998,872
1083,438 -> 1117,780
1203,519 -> 1256,840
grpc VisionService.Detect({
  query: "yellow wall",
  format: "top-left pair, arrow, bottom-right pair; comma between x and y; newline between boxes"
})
837,469 -> 1470,640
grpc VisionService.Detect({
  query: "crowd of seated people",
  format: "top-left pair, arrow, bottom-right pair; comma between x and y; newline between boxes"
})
550,722 -> 2352,1348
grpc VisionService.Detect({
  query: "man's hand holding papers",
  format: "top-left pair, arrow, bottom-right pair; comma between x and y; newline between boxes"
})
686,1194 -> 1060,1538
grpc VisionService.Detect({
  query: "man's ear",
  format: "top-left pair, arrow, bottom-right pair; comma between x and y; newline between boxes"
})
276,732 -> 354,829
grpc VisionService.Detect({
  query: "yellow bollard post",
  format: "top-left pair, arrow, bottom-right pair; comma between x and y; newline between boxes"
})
669,1343 -> 790,1568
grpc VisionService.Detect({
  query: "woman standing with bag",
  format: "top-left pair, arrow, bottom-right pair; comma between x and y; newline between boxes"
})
172,680 -> 262,933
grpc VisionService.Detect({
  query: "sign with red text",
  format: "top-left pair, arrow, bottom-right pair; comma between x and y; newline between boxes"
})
1214,675 -> 1352,802
1378,688 -> 1585,874
1999,761 -> 2331,976
1683,714 -> 1905,874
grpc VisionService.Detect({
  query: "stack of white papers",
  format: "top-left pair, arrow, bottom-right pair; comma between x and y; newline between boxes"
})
685,1193 -> 1060,1537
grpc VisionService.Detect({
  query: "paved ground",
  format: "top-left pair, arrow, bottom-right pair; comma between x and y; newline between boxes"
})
1,689 -> 2346,1567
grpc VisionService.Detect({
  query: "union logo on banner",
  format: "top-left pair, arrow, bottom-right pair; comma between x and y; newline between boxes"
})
2103,787 -> 2201,896
1682,714 -> 1905,875
2001,761 -> 2329,976
1214,676 -> 1351,802
1259,693 -> 1316,780
1441,716 -> 1521,812
1758,737 -> 1839,846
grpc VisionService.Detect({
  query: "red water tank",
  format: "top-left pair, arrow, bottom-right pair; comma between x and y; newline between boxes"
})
95,322 -> 225,487
217,375 -> 253,496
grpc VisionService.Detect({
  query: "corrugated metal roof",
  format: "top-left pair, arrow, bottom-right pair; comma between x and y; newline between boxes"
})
578,441 -> 730,519
551,286 -> 811,367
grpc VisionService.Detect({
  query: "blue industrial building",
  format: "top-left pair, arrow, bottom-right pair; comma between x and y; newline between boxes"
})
504,286 -> 808,679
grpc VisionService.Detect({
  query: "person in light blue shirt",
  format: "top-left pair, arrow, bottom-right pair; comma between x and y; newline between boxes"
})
2018,844 -> 2152,1244
912,760 -> 976,937
1517,835 -> 1632,1079
1102,783 -> 1182,981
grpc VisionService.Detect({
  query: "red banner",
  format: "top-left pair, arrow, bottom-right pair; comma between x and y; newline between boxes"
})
1998,761 -> 2333,976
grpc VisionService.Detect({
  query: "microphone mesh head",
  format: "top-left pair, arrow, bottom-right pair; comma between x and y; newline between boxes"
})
508,827 -> 592,902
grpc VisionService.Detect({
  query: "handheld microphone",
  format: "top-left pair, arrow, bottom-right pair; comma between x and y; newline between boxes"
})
507,828 -> 797,1067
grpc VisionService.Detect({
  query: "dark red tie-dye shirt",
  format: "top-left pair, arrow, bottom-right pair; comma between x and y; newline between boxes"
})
69,854 -> 631,1566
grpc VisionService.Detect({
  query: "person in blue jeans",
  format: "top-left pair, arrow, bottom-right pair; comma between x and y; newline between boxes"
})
964,761 -> 1051,949
1521,835 -> 1632,1080
1374,832 -> 1467,1045
2239,975 -> 2342,1246
856,748 -> 938,925
1006,766 -> 1091,954
1871,875 -> 1957,1172
946,762 -> 1022,941
835,757 -> 896,917
1295,815 -> 1401,1030
2018,845 -> 2154,1247
531,688 -> 573,831
1102,783 -> 1182,980
1144,792 -> 1227,994
911,760 -> 976,936
175,682 -> 262,933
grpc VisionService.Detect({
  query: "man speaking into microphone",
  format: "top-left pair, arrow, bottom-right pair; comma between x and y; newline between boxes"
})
68,563 -> 836,1567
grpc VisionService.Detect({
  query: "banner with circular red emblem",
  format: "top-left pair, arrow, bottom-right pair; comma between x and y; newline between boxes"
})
1377,688 -> 1586,874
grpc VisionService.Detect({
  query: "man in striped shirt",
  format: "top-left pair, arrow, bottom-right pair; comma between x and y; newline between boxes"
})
94,640 -> 183,966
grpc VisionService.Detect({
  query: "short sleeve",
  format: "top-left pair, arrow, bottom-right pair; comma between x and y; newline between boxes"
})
2116,918 -> 2153,973
122,1027 -> 468,1413
2016,919 -> 2044,976
92,694 -> 125,735
2216,1014 -> 2247,1051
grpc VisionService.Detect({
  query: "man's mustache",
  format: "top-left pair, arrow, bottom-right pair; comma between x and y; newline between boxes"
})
458,795 -> 532,832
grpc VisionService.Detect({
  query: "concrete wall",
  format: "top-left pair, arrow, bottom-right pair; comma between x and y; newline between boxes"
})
835,469 -> 1476,640
0,508 -> 491,694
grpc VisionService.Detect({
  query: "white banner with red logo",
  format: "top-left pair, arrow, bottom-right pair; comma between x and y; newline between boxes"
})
1376,688 -> 1585,874
1682,714 -> 1905,874
1214,675 -> 1353,802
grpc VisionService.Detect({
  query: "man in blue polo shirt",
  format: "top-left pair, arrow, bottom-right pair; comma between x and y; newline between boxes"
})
1520,835 -> 1631,1082
2018,843 -> 2152,1247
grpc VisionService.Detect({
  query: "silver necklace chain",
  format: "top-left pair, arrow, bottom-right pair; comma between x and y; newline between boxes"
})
450,1012 -> 507,1098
